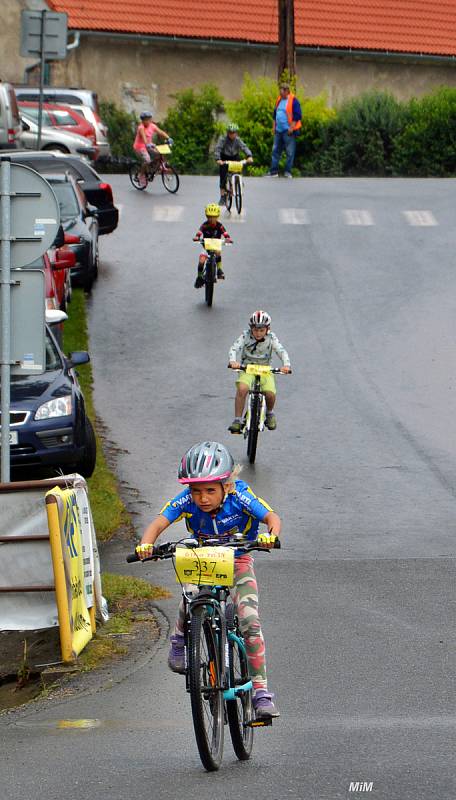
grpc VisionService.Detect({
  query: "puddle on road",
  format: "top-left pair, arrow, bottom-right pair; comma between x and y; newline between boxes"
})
14,717 -> 182,732
0,675 -> 42,710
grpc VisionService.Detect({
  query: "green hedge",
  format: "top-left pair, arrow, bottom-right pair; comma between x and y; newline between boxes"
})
99,82 -> 456,177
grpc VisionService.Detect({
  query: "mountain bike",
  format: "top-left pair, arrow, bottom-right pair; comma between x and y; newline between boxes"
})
230,364 -> 291,464
193,238 -> 232,308
129,140 -> 179,193
127,535 -> 279,772
222,159 -> 249,214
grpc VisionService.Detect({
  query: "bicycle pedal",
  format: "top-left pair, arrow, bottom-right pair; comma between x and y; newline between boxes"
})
245,717 -> 273,728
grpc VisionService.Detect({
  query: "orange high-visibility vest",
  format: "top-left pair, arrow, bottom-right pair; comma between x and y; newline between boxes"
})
275,94 -> 302,131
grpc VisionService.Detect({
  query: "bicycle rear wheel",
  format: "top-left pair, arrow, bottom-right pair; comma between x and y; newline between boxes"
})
247,396 -> 260,464
225,177 -> 233,211
129,163 -> 147,190
226,605 -> 254,760
189,605 -> 224,771
234,175 -> 242,214
204,259 -> 216,307
161,163 -> 180,193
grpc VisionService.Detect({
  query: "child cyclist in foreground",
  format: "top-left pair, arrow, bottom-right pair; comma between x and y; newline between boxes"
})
137,440 -> 281,720
193,203 -> 232,288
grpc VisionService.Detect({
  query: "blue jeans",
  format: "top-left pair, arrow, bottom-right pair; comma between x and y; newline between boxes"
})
270,131 -> 296,173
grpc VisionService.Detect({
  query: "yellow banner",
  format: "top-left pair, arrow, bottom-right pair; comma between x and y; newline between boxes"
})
48,487 -> 93,656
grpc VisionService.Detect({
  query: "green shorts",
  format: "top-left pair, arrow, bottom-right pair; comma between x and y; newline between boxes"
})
236,371 -> 276,394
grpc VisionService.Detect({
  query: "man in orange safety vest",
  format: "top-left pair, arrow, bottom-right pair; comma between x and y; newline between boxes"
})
265,82 -> 302,178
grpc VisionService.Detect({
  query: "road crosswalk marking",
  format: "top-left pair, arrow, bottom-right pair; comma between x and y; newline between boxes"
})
343,209 -> 374,226
152,205 -> 184,222
403,210 -> 438,226
278,208 -> 310,224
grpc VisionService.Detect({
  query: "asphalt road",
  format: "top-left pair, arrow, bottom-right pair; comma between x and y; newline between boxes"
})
1,175 -> 455,799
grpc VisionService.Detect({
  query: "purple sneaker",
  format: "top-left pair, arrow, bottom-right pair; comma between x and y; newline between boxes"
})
168,634 -> 186,674
253,689 -> 280,719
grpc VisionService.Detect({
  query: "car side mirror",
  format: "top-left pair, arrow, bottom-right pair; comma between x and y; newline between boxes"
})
64,233 -> 80,244
53,248 -> 76,269
67,351 -> 90,368
52,225 -> 65,248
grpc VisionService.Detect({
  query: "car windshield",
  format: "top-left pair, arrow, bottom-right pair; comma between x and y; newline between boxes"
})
46,331 -> 62,371
51,183 -> 79,220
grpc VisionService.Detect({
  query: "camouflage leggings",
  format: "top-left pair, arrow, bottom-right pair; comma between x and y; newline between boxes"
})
174,554 -> 267,690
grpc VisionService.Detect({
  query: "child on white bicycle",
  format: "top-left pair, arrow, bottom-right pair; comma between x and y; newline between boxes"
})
214,123 -> 253,206
192,203 -> 232,288
228,310 -> 291,433
136,440 -> 281,720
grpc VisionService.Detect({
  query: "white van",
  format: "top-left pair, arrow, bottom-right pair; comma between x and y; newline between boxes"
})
0,82 -> 21,148
14,86 -> 110,158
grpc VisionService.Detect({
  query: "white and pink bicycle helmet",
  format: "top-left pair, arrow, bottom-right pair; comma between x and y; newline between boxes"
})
178,441 -> 234,484
249,310 -> 271,329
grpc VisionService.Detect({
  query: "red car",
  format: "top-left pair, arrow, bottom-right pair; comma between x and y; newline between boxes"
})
17,101 -> 97,148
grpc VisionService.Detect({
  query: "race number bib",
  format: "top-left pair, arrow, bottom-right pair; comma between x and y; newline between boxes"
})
175,546 -> 234,586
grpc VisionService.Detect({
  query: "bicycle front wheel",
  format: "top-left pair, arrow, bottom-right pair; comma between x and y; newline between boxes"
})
204,259 -> 216,307
225,177 -> 233,211
247,396 -> 260,464
234,175 -> 242,214
161,164 -> 180,193
226,605 -> 254,760
129,163 -> 147,190
189,605 -> 224,771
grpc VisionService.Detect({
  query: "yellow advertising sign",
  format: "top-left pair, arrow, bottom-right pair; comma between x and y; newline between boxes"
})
175,546 -> 234,587
47,487 -> 92,656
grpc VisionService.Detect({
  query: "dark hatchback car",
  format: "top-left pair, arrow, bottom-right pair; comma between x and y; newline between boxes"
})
2,150 -> 118,235
4,324 -> 96,478
45,172 -> 99,292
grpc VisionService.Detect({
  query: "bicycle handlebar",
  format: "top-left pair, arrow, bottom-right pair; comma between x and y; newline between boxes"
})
227,364 -> 292,374
126,536 -> 280,563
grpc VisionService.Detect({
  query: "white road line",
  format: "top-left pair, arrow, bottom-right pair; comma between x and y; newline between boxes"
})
403,210 -> 438,226
343,209 -> 374,226
152,206 -> 184,222
278,208 -> 310,225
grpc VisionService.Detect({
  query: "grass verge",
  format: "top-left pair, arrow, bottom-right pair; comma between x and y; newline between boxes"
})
77,573 -> 170,670
63,289 -> 129,540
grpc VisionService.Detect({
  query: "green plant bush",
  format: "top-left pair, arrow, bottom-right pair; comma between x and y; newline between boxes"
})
317,91 -> 405,176
392,87 -> 456,176
99,101 -> 136,161
161,84 -> 224,173
226,74 -> 334,173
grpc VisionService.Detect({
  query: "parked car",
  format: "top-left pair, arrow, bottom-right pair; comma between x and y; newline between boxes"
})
14,86 -> 111,159
44,172 -> 100,292
25,245 -> 75,346
7,322 -> 96,478
17,101 -> 96,146
19,112 -> 97,160
1,150 -> 118,235
0,81 -> 21,148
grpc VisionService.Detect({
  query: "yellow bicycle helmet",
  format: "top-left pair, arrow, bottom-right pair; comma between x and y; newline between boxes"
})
205,202 -> 221,218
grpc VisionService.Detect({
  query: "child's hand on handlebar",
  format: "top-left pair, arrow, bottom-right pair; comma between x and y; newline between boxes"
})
228,361 -> 241,369
135,543 -> 155,560
280,366 -> 292,374
257,532 -> 279,548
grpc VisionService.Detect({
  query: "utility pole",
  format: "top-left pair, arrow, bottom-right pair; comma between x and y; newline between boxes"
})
278,0 -> 296,81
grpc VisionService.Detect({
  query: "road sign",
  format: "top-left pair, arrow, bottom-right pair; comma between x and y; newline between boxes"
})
20,10 -> 68,60
1,160 -> 60,482
0,163 -> 60,269
0,269 -> 45,375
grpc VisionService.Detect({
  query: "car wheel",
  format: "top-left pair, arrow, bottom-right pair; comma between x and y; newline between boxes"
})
78,417 -> 97,478
42,144 -> 70,153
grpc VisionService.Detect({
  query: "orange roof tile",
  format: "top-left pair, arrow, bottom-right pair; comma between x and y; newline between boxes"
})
47,1 -> 456,57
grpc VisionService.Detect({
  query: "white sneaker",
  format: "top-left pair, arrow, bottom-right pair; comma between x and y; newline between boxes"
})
264,171 -> 279,177
284,172 -> 293,179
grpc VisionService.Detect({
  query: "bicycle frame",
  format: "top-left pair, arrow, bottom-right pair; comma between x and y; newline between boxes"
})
243,375 -> 267,436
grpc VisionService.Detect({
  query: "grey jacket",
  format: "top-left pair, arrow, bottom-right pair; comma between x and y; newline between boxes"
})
228,330 -> 290,367
214,134 -> 252,160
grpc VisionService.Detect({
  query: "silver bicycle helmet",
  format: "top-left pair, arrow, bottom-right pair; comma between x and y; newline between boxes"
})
140,110 -> 153,120
178,441 -> 234,484
249,310 -> 271,328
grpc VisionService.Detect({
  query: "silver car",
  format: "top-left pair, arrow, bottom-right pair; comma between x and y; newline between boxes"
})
19,112 -> 97,160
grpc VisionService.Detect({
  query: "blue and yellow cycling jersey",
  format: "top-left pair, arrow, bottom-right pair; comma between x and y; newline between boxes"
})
159,480 -> 272,542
